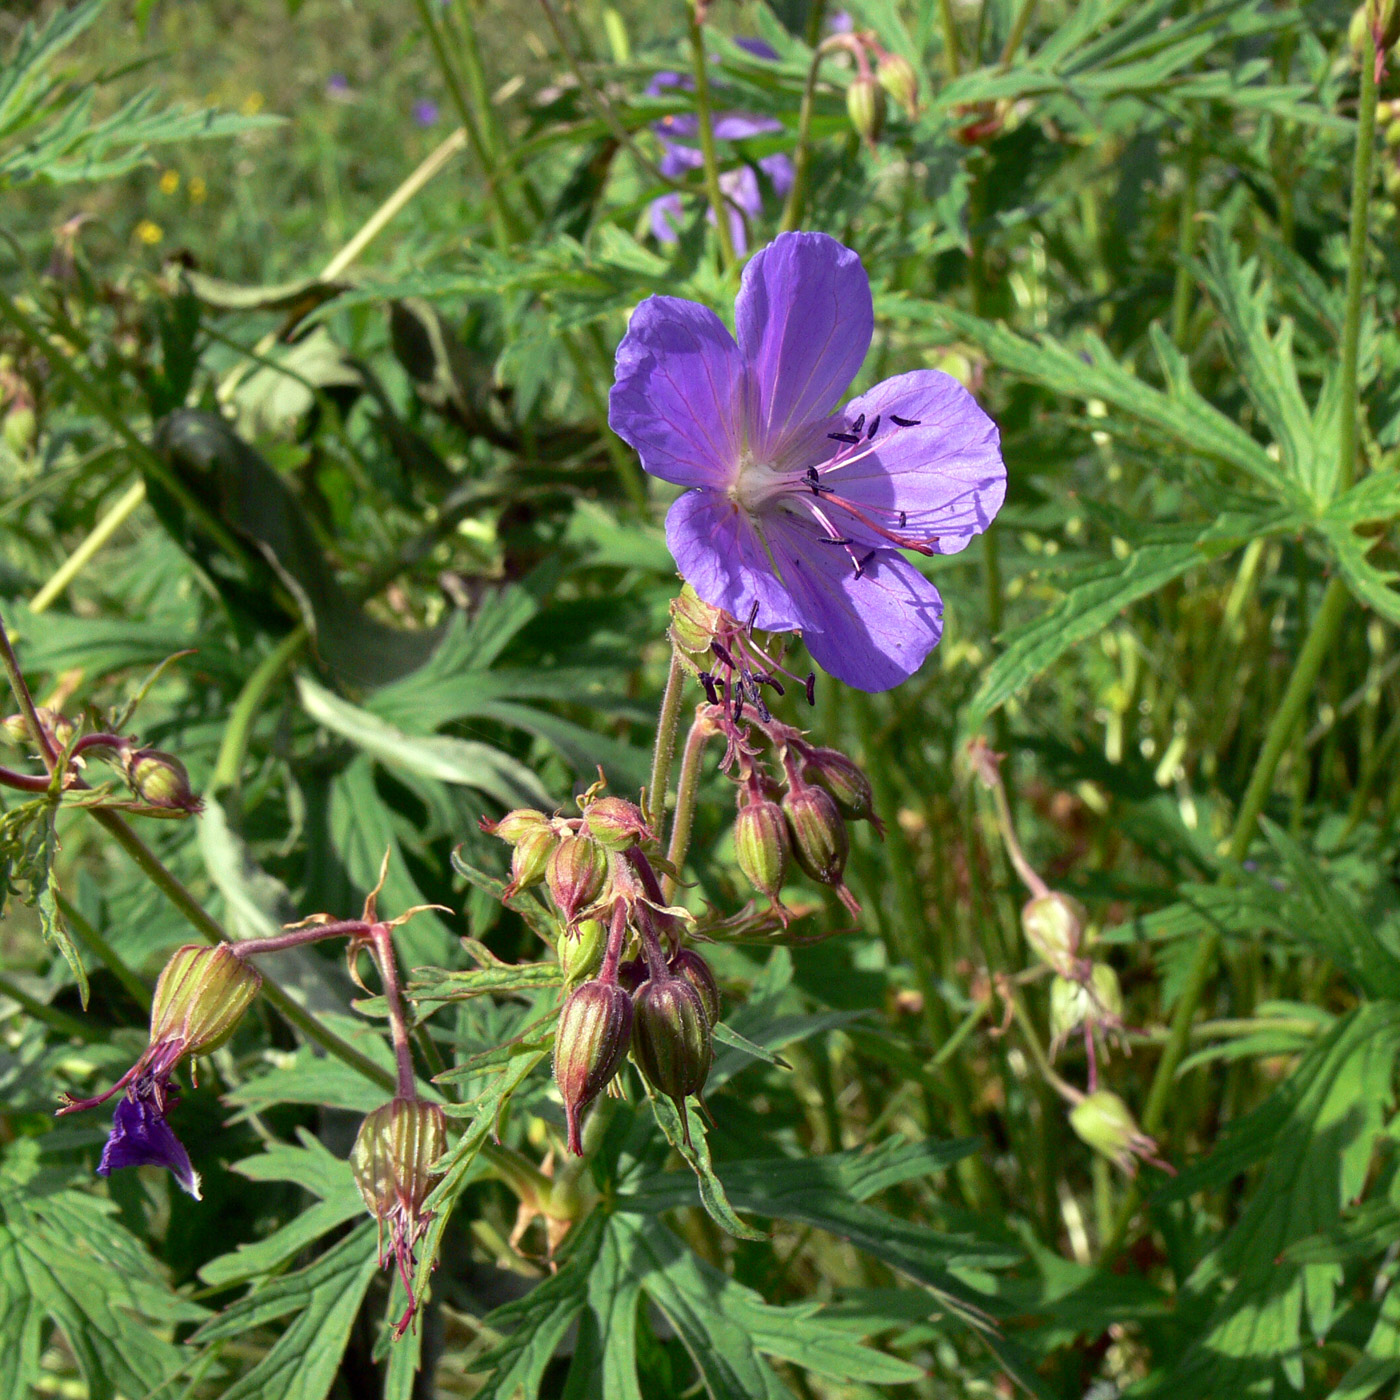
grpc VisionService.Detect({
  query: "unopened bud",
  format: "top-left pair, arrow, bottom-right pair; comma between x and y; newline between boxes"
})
877,52 -> 919,117
846,72 -> 886,145
555,979 -> 634,1154
3,403 -> 36,454
1351,0 -> 1399,57
669,947 -> 721,1027
559,917 -> 607,984
503,824 -> 558,899
669,583 -> 722,663
583,796 -> 653,852
782,783 -> 849,887
1021,892 -> 1084,977
2,707 -> 73,751
150,943 -> 262,1059
351,1096 -> 447,1224
799,746 -> 876,822
735,797 -> 791,902
631,977 -> 712,1132
1049,964 -> 1122,1045
1069,1090 -> 1167,1177
546,832 -> 608,926
125,748 -> 202,813
482,808 -> 551,843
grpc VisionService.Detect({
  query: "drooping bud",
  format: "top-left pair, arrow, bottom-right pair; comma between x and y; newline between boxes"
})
631,977 -> 712,1134
481,808 -> 551,843
1021,892 -> 1084,977
546,832 -> 608,927
559,917 -> 607,984
798,745 -> 877,823
351,1096 -> 448,1336
149,943 -> 263,1064
0,713 -> 27,746
124,748 -> 203,813
1049,964 -> 1123,1049
1069,1090 -> 1170,1177
3,707 -> 75,751
734,796 -> 791,904
877,51 -> 920,117
668,947 -> 721,1027
503,824 -> 558,899
782,783 -> 849,887
554,979 -> 634,1154
583,796 -> 654,852
846,72 -> 886,145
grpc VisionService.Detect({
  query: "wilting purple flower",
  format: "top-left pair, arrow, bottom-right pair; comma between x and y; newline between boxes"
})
413,98 -> 440,127
644,41 -> 792,256
608,232 -> 1006,691
97,1074 -> 201,1199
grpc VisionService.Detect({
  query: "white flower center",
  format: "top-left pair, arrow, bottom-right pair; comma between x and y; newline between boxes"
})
728,452 -> 792,514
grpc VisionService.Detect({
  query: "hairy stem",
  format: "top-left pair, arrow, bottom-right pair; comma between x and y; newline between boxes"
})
371,923 -> 420,1099
687,2 -> 738,270
664,712 -> 713,900
0,608 -> 57,771
231,920 -> 370,959
779,40 -> 829,233
648,648 -> 688,834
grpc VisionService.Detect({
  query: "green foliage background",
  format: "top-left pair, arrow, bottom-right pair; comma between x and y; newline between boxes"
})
3,0 -> 1400,1395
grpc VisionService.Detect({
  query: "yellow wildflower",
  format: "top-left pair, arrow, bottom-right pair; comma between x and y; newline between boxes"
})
134,220 -> 163,245
158,169 -> 180,195
241,91 -> 264,116
188,177 -> 207,204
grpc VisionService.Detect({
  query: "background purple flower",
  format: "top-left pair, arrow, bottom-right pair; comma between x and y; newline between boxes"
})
413,98 -> 440,127
609,232 -> 1006,691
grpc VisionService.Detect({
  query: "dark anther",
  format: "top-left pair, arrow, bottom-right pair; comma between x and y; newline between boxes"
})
853,550 -> 876,579
827,431 -> 861,445
866,415 -> 881,439
890,414 -> 921,428
698,671 -> 720,705
710,640 -> 735,668
818,535 -> 854,546
898,510 -> 907,527
851,413 -> 866,435
803,673 -> 817,706
746,601 -> 760,630
756,672 -> 785,697
804,466 -> 820,485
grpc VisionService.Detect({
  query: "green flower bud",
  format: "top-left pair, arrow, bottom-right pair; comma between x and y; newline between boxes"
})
1049,964 -> 1122,1045
1069,1091 -> 1171,1178
559,917 -> 607,984
2,707 -> 74,751
547,832 -> 609,927
669,584 -> 723,666
735,796 -> 791,902
555,979 -> 634,1154
631,977 -> 712,1131
3,403 -> 36,454
150,943 -> 262,1061
1,714 -> 30,746
877,51 -> 920,117
668,947 -> 721,1028
799,746 -> 876,822
482,808 -> 551,843
846,72 -> 886,145
782,783 -> 849,887
504,824 -> 558,899
124,748 -> 202,813
351,1096 -> 448,1336
1021,892 -> 1084,977
583,795 -> 653,852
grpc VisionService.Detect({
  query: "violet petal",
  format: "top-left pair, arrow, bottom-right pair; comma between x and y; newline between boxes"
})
609,297 -> 744,488
735,232 -> 873,461
97,1091 -> 202,1199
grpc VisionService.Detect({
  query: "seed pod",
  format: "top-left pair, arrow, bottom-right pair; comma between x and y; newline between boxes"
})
125,748 -> 202,813
554,980 -> 634,1154
1049,964 -> 1122,1045
559,917 -> 607,984
583,796 -> 653,852
735,796 -> 791,902
1021,892 -> 1084,977
799,746 -> 876,822
877,51 -> 919,117
782,783 -> 849,886
150,943 -> 263,1060
1069,1089 -> 1166,1177
351,1096 -> 448,1226
846,72 -> 886,145
504,824 -> 558,899
481,808 -> 550,843
669,947 -> 721,1027
547,832 -> 609,926
631,977 -> 712,1127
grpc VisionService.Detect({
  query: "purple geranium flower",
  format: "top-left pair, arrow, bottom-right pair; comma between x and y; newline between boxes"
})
96,1074 -> 202,1199
608,232 -> 1006,691
413,98 -> 440,127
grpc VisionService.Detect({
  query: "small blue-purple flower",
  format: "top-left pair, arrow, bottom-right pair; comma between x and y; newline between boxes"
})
97,1074 -> 201,1199
413,98 -> 441,127
608,232 -> 1006,691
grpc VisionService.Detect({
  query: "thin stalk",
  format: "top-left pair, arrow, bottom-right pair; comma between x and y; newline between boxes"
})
937,0 -> 962,77
687,3 -> 738,270
211,625 -> 309,794
30,478 -> 147,614
997,0 -> 1038,68
230,920 -> 369,958
371,924 -> 419,1099
1171,139 -> 1202,349
647,648 -> 688,834
804,0 -> 828,47
0,765 -> 52,792
0,607 -> 57,771
664,712 -> 713,900
779,41 -> 828,233
582,324 -> 648,510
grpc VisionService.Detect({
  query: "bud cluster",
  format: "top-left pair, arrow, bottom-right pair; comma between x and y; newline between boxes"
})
817,27 -> 922,149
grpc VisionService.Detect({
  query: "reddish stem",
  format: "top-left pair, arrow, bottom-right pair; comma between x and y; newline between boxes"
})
370,922 -> 418,1099
231,920 -> 372,958
0,765 -> 53,793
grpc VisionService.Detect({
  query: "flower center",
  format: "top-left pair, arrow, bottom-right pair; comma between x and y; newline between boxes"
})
728,452 -> 790,513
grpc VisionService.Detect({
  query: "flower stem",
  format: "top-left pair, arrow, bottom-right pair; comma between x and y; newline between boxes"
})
937,0 -> 961,77
30,478 -> 147,614
779,40 -> 829,233
230,920 -> 370,959
997,0 -> 1038,68
0,765 -> 52,793
0,608 -> 57,772
664,712 -> 713,900
371,923 -> 420,1099
1170,137 -> 1202,350
211,624 -> 309,795
687,2 -> 738,271
647,647 -> 687,834
804,0 -> 828,47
